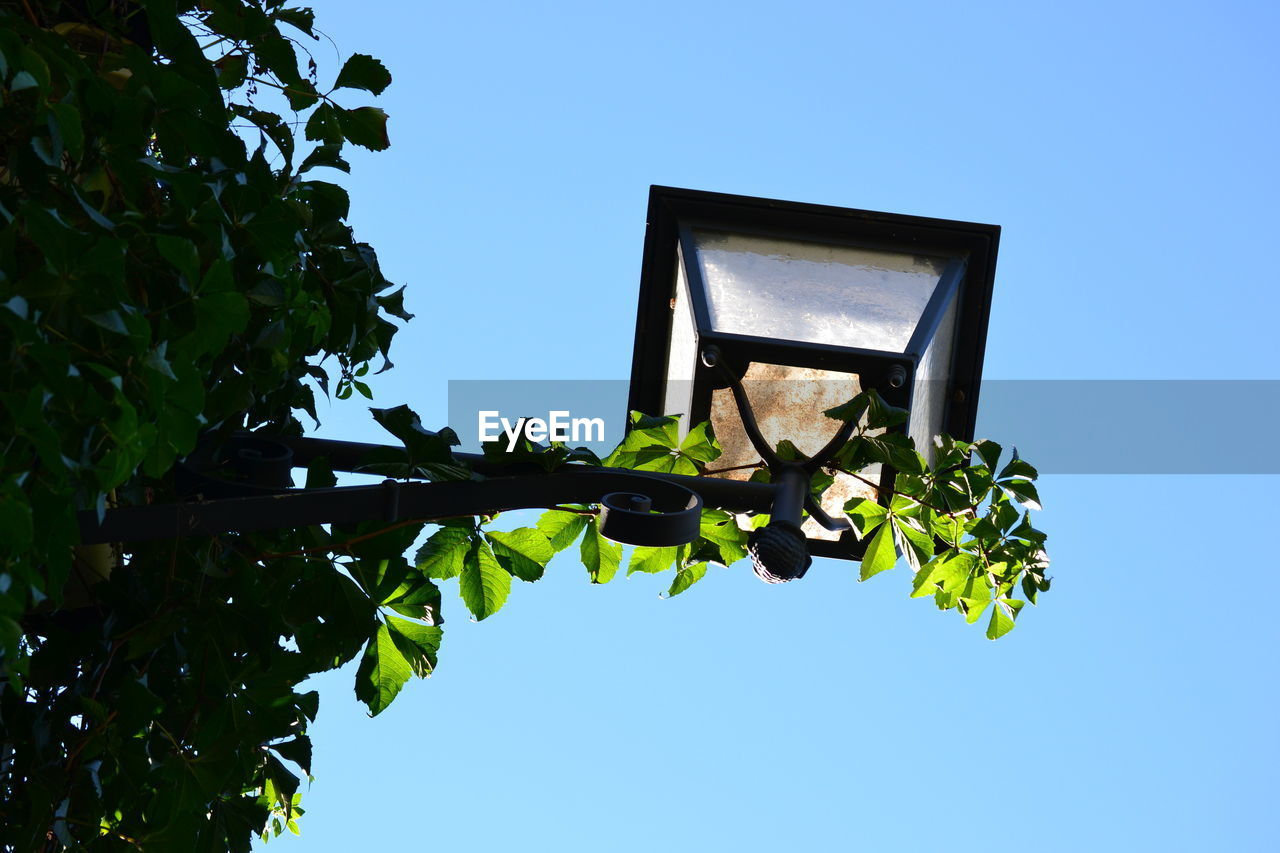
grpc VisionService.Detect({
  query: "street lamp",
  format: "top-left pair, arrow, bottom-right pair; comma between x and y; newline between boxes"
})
78,187 -> 1001,584
628,187 -> 1000,567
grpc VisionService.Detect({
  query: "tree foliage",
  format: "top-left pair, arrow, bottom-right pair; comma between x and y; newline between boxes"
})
0,1 -> 1050,849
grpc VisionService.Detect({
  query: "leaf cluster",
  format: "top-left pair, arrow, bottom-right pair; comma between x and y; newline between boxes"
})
0,0 -> 410,848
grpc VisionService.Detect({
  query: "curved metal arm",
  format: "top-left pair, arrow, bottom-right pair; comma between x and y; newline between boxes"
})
803,414 -> 858,475
699,344 -> 861,476
700,345 -> 781,468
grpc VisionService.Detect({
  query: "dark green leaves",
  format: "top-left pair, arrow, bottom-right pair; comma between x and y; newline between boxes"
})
338,107 -> 391,151
333,54 -> 392,96
369,404 -> 467,480
0,6 -> 417,849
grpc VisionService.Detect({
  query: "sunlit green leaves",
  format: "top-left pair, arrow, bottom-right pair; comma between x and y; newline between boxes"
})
414,522 -> 473,580
696,510 -> 748,567
354,621 -> 412,716
354,613 -> 442,716
859,520 -> 897,581
536,508 -> 589,552
628,545 -> 681,576
485,527 -> 554,582
666,561 -> 709,598
833,416 -> 1050,638
459,537 -> 510,620
844,497 -> 888,538
579,518 -> 622,583
385,615 -> 442,677
603,411 -> 721,474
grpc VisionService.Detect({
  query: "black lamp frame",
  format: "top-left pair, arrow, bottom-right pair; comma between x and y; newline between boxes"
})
626,186 -> 1001,561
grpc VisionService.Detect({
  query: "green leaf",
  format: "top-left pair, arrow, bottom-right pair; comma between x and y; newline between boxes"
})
459,538 -> 510,620
270,736 -> 313,776
333,53 -> 392,95
666,561 -> 708,597
891,515 -> 935,571
678,420 -> 721,466
628,545 -> 679,575
349,556 -> 411,603
997,457 -> 1040,482
298,142 -> 351,174
191,291 -> 249,354
485,527 -> 554,582
987,603 -> 1017,639
354,621 -> 412,716
911,551 -> 974,598
276,6 -> 317,35
305,102 -> 344,143
1000,479 -> 1042,511
823,392 -> 870,423
603,411 -> 680,467
972,439 -> 1002,471
49,102 -> 83,161
863,389 -> 909,429
580,518 -> 621,583
386,574 -> 444,625
385,615 -> 442,677
697,510 -> 748,566
215,52 -> 248,88
414,522 -> 473,580
962,596 -> 991,624
535,509 -> 589,552
844,497 -> 888,538
859,519 -> 897,581
339,106 -> 390,151
369,404 -> 459,470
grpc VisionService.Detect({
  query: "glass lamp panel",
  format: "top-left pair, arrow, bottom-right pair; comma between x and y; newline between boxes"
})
907,286 -> 959,468
691,229 -> 949,353
661,246 -> 699,430
707,363 -> 883,542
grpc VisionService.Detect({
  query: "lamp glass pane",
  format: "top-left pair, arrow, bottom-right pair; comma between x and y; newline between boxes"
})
708,362 -> 882,542
662,246 -> 698,430
907,285 -> 959,467
692,229 -> 948,353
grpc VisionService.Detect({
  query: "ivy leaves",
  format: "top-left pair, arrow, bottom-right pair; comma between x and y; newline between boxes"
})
0,2 -> 414,847
603,412 -> 721,475
840,425 -> 1050,640
354,615 -> 441,715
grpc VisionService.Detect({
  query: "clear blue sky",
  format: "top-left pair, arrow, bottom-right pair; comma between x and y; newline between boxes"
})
260,1 -> 1278,850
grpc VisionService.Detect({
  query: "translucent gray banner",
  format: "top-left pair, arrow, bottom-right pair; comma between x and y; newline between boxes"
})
448,380 -> 1280,474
